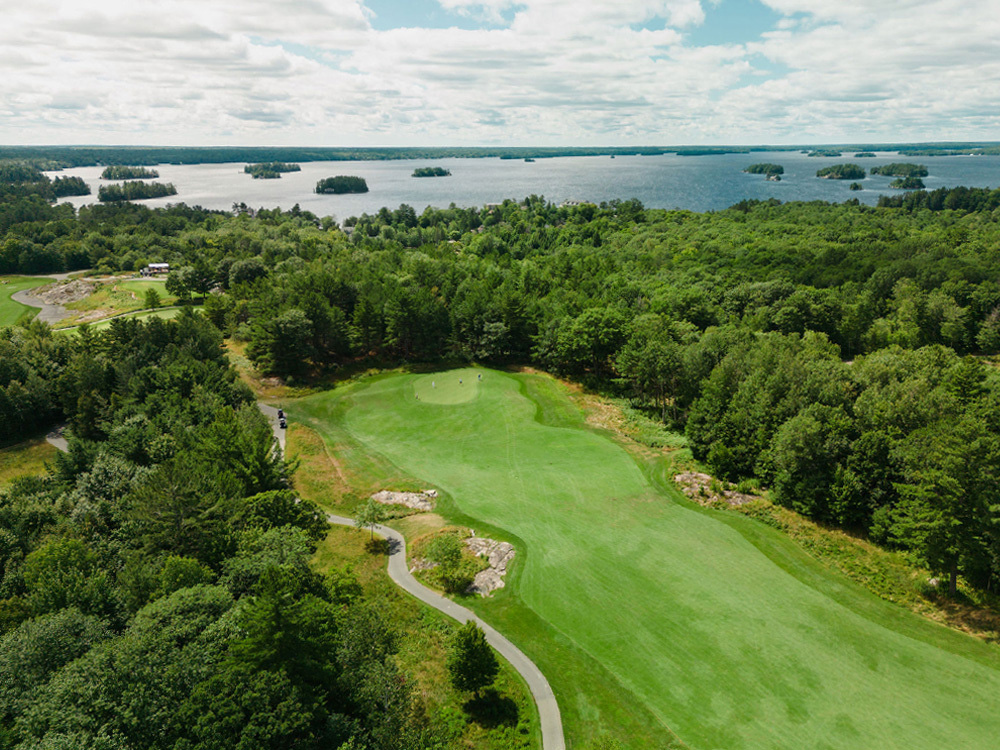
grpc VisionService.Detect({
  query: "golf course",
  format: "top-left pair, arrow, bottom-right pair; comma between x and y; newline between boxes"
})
0,275 -> 49,326
295,367 -> 1000,750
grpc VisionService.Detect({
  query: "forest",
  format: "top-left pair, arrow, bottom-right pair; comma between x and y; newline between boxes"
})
100,166 -> 159,180
97,181 -> 177,203
315,176 -> 368,194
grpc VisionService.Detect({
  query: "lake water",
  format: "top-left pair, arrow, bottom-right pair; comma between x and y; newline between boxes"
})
52,151 -> 1000,218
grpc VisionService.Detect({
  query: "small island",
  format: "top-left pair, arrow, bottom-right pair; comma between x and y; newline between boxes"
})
808,149 -> 842,157
526,157 -> 537,162
101,165 -> 159,180
889,176 -> 926,189
816,163 -> 866,180
744,163 -> 784,181
316,175 -> 368,194
412,166 -> 451,178
97,180 -> 177,202
50,176 -> 90,197
849,182 -> 864,191
871,163 -> 928,178
244,162 -> 301,179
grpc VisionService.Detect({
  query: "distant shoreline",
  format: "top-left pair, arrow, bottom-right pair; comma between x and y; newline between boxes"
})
4,142 -> 1000,168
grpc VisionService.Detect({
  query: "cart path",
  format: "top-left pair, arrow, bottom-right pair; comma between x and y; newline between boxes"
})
257,403 -> 286,453
11,289 -> 69,325
326,513 -> 565,750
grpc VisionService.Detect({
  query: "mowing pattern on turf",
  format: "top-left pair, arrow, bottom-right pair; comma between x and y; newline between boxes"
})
301,369 -> 1000,750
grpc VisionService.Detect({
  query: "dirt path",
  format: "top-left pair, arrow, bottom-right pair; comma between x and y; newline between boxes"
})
326,513 -> 565,750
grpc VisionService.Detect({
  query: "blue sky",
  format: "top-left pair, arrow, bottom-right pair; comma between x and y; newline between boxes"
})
3,0 -> 999,146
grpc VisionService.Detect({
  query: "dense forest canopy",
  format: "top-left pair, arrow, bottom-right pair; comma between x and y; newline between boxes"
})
871,163 -> 929,178
816,163 -> 866,180
97,181 -> 177,203
744,163 -> 784,176
244,162 -> 301,179
412,167 -> 451,178
315,176 -> 368,194
100,166 -> 159,180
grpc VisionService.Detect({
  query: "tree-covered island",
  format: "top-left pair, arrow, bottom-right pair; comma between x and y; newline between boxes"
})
816,163 -> 866,180
315,175 -> 368,194
807,149 -> 842,157
744,163 -> 784,180
412,166 -> 452,178
871,163 -> 929,177
97,181 -> 178,202
100,165 -> 159,180
244,162 -> 301,179
889,176 -> 926,189
854,152 -> 877,158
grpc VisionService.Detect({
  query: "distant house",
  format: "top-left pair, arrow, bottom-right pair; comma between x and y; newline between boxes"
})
142,263 -> 170,276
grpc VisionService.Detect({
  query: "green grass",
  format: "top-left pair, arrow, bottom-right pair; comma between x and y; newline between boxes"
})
295,368 -> 1000,750
0,276 -> 51,326
55,307 -> 183,334
0,438 -> 58,483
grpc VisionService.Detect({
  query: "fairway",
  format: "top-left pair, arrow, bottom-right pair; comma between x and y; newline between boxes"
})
0,276 -> 51,326
54,307 -> 183,334
296,369 -> 1000,750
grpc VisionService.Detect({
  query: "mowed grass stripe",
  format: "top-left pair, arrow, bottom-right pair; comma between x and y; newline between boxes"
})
298,368 -> 1000,750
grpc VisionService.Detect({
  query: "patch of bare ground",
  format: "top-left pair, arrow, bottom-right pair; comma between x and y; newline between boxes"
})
673,472 -> 758,507
372,488 -> 438,511
33,279 -> 100,305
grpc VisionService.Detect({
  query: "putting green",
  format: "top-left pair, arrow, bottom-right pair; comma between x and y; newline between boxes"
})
412,367 -> 482,404
297,369 -> 1000,750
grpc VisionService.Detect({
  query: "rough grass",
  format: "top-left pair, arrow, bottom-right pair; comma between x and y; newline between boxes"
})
0,438 -> 58,484
306,463 -> 540,749
294,367 -> 1000,750
0,276 -> 50,326
60,276 -> 177,325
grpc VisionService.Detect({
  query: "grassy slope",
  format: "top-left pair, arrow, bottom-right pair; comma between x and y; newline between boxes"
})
0,276 -> 50,326
54,307 -> 183,334
295,367 -> 1000,750
0,438 -> 58,482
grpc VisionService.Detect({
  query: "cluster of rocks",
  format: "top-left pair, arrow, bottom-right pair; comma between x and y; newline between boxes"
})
673,471 -> 758,507
34,279 -> 99,305
465,534 -> 516,597
371,489 -> 438,511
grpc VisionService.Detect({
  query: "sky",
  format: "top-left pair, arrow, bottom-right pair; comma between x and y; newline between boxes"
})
2,0 -> 999,147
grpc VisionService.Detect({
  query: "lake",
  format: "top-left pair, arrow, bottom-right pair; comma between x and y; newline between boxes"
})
52,151 -> 1000,218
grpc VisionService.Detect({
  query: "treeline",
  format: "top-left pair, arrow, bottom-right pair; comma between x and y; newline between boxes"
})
316,176 -> 368,194
871,163 -> 928,177
0,312 -> 448,749
5,143 -> 998,169
244,162 -> 300,179
101,165 -> 159,180
816,163 -> 865,179
0,162 -> 89,203
97,181 -> 177,202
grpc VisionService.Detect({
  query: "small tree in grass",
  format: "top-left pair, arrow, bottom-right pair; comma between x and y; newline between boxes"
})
144,287 -> 161,310
447,621 -> 499,696
353,498 -> 386,540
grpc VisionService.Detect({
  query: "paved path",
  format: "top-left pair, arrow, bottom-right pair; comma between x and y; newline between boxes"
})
11,289 -> 69,325
327,513 -> 565,750
257,403 -> 286,453
45,424 -> 69,453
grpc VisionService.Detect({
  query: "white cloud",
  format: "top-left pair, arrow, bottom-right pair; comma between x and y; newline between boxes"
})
0,0 -> 997,144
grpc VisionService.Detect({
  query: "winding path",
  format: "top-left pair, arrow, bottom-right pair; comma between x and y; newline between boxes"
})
326,513 -> 565,750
